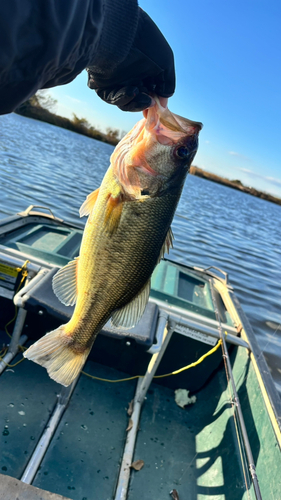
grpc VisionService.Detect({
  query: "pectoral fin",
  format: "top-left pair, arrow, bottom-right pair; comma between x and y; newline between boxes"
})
111,279 -> 150,329
79,188 -> 100,218
52,258 -> 78,306
104,193 -> 124,234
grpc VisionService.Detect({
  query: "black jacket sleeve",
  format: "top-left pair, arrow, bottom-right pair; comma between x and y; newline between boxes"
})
0,0 -> 139,114
88,8 -> 175,111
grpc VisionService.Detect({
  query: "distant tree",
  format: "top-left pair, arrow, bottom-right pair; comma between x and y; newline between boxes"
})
35,91 -> 57,112
15,91 -> 57,116
72,114 -> 91,129
120,130 -> 128,140
231,179 -> 243,186
15,92 -> 121,147
106,127 -> 120,140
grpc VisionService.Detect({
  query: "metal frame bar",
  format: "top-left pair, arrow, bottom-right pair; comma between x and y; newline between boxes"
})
114,312 -> 174,500
21,379 -> 78,484
0,308 -> 28,374
147,309 -> 169,353
13,268 -> 49,308
150,298 -> 249,349
0,256 -> 41,375
209,279 -> 262,500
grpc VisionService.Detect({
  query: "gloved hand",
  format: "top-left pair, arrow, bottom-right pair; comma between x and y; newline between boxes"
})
87,9 -> 175,111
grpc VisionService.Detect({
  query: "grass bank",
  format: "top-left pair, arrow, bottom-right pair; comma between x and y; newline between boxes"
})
189,166 -> 281,206
15,96 -> 119,146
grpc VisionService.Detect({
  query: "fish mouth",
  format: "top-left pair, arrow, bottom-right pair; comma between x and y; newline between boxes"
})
145,97 -> 203,145
110,99 -> 202,199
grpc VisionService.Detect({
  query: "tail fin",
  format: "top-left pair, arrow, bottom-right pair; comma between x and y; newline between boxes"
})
23,326 -> 90,387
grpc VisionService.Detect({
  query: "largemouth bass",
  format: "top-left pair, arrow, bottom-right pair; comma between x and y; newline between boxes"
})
24,99 -> 202,386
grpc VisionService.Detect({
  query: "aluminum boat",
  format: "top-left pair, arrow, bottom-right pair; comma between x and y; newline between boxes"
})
0,206 -> 280,500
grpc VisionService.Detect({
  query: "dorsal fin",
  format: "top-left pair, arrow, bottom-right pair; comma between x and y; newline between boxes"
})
79,188 -> 100,218
52,258 -> 79,306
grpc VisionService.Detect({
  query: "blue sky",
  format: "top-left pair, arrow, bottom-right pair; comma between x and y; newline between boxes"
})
48,0 -> 281,197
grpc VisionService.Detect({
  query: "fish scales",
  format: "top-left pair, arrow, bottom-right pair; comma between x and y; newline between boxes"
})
68,176 -> 181,349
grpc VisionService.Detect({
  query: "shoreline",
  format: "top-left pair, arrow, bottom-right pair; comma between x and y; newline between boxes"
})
13,103 -> 280,206
14,102 -> 119,146
189,166 -> 281,206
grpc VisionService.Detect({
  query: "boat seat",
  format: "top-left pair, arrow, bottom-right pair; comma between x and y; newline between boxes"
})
18,267 -> 158,350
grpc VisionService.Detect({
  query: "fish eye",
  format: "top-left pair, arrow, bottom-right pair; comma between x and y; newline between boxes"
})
175,146 -> 189,159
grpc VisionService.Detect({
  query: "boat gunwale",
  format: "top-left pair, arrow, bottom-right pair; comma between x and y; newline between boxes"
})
216,280 -> 281,448
0,211 -> 85,236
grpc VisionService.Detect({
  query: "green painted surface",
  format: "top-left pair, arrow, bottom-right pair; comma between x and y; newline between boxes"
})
0,346 -> 58,479
0,333 -> 280,499
128,346 -> 281,500
1,220 -> 280,498
233,346 -> 281,499
163,264 -> 177,295
128,360 -> 247,500
17,226 -> 68,252
151,260 -> 235,324
1,223 -> 83,267
151,260 -> 166,291
33,361 -> 136,500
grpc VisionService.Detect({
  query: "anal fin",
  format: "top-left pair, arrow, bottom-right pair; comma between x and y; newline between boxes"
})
111,279 -> 150,329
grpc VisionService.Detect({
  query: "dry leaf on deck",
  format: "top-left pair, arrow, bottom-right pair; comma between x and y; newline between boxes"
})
126,418 -> 133,431
130,460 -> 144,471
127,399 -> 134,416
170,489 -> 179,500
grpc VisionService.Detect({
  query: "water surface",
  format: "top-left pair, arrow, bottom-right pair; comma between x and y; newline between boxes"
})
0,113 -> 280,394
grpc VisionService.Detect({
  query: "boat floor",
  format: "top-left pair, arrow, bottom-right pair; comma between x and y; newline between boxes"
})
0,331 -> 254,500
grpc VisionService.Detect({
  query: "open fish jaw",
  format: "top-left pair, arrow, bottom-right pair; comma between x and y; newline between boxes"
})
146,97 -> 203,144
111,99 -> 202,198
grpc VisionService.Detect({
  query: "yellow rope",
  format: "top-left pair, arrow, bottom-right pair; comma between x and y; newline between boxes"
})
1,335 -> 223,374
81,338 -> 223,383
154,339 -> 222,378
0,347 -> 8,357
0,356 -> 27,368
0,261 -> 29,366
1,338 -> 223,374
0,343 -> 27,367
4,309 -> 17,339
4,260 -> 29,338
81,373 -> 141,383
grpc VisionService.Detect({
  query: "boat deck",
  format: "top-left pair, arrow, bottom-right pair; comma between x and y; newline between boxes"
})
3,332 -> 277,500
1,211 -> 281,499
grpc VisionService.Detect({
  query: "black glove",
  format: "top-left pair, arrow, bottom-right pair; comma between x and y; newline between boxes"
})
87,9 -> 175,111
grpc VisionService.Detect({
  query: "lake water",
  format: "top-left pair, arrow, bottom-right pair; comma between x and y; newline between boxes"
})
0,113 -> 280,395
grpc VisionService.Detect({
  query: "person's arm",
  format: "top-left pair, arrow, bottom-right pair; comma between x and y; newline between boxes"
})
0,0 -> 175,115
87,8 -> 175,111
